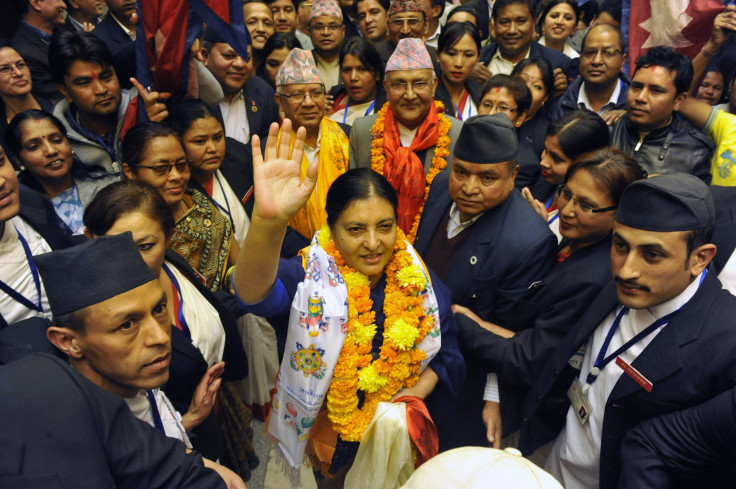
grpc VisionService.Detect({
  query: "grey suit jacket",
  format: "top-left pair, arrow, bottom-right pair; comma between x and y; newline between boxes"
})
348,112 -> 463,172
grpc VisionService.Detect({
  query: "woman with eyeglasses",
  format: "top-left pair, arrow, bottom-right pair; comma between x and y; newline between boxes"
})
521,109 -> 610,241
5,110 -> 116,234
455,148 -> 646,445
435,22 -> 482,121
329,37 -> 386,126
0,43 -> 54,148
536,0 -> 580,58
478,74 -> 545,190
121,121 -> 239,292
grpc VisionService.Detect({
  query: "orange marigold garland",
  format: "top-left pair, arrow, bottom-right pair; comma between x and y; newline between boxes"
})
319,226 -> 435,442
370,101 -> 451,244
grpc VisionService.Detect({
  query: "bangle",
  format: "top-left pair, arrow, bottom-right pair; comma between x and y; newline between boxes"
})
224,266 -> 236,288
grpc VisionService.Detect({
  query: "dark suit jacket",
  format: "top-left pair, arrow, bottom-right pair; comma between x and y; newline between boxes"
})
457,236 -> 613,434
211,75 -> 280,143
467,0 -> 490,40
433,77 -> 483,119
518,272 -> 736,489
0,353 -> 226,489
10,23 -> 61,102
619,386 -> 736,489
709,185 -> 736,274
414,172 -> 557,324
479,41 -> 574,79
91,16 -> 136,89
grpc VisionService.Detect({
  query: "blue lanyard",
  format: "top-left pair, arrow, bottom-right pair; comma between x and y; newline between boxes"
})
584,269 -> 707,391
162,263 -> 192,341
545,194 -> 554,209
453,93 -> 473,121
0,227 -> 43,312
548,213 -> 559,225
146,390 -> 166,434
342,98 -> 376,124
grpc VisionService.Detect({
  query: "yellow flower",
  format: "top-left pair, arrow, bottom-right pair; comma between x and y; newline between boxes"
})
343,271 -> 370,289
396,264 -> 426,289
357,364 -> 388,393
351,321 -> 377,345
385,318 -> 420,350
317,225 -> 332,248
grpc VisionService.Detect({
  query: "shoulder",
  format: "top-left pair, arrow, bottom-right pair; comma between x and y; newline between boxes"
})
351,113 -> 379,134
671,114 -> 715,149
531,42 -> 571,69
502,192 -> 555,242
479,43 -> 498,62
246,75 -> 275,96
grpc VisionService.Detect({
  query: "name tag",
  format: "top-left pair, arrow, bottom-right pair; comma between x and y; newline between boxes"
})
615,356 -> 653,392
568,378 -> 592,425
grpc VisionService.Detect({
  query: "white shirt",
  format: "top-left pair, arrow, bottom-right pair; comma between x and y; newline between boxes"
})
545,272 -> 705,489
398,121 -> 419,148
164,261 -> 226,367
577,79 -> 623,116
446,202 -> 485,238
538,37 -> 579,59
303,126 -> 322,164
488,46 -> 530,76
425,23 -> 442,49
0,218 -> 52,324
125,388 -> 192,448
219,90 -> 251,145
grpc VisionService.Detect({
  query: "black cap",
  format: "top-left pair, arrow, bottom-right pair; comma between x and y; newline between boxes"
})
615,173 -> 715,232
452,114 -> 518,164
33,233 -> 157,317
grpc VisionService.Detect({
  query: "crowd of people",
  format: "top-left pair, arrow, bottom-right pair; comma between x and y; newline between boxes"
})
2,0 -> 736,487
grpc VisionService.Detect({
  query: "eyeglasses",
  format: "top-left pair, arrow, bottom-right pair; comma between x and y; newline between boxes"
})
279,89 -> 326,103
389,17 -> 423,27
0,61 -> 28,76
310,23 -> 342,32
388,80 -> 431,93
557,185 -> 617,215
136,161 -> 189,176
480,101 -> 518,114
580,48 -> 623,60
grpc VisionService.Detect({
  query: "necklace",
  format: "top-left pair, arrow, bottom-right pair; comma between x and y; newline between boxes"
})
370,101 -> 451,243
320,226 -> 435,441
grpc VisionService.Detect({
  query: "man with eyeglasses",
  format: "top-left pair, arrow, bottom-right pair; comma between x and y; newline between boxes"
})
609,46 -> 714,184
373,0 -> 441,71
349,38 -> 462,235
307,0 -> 345,91
414,114 -> 556,451
10,0 -> 66,102
201,27 -> 279,145
272,48 -> 349,238
552,24 -> 629,120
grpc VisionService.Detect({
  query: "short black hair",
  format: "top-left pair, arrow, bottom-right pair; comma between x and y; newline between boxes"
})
480,74 -> 532,114
325,168 -> 398,229
4,110 -> 67,161
446,5 -> 478,24
685,226 -> 714,260
339,37 -> 385,83
54,309 -> 88,333
492,0 -> 531,21
438,21 -> 481,55
48,30 -> 114,85
633,45 -> 693,95
597,0 -> 622,24
121,121 -> 181,168
166,99 -> 221,137
265,0 -> 297,7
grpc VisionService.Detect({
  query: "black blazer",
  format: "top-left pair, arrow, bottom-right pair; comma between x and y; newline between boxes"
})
518,272 -> 736,489
211,75 -> 280,142
10,23 -> 61,102
0,353 -> 227,489
457,236 -> 614,434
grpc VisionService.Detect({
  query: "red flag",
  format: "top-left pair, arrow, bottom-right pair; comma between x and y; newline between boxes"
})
629,0 -> 725,72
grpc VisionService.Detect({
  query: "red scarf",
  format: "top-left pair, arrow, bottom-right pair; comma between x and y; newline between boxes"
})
382,103 -> 441,233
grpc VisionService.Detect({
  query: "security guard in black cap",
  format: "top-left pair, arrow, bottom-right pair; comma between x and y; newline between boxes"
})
414,113 -> 557,450
519,173 -> 736,489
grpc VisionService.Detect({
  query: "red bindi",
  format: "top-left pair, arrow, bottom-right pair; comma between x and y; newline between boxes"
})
495,87 -> 501,93
90,70 -> 98,80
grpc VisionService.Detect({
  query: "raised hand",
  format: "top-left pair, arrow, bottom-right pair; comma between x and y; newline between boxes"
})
250,120 -> 318,223
181,362 -> 225,430
130,78 -> 171,122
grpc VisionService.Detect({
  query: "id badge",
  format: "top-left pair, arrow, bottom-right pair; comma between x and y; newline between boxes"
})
568,378 -> 593,425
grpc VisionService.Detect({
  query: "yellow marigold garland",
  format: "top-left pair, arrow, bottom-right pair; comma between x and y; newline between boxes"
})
370,101 -> 452,244
321,225 -> 434,441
